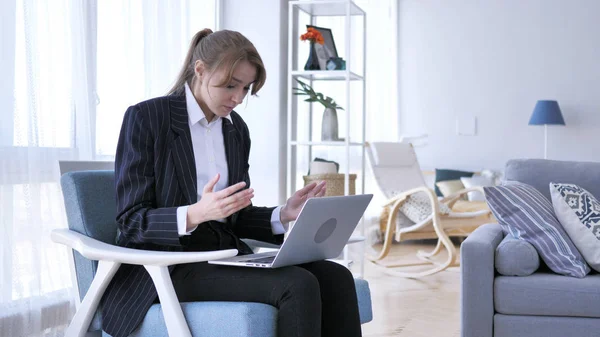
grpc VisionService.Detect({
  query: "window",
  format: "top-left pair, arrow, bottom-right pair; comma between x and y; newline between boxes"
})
1,1 -> 218,335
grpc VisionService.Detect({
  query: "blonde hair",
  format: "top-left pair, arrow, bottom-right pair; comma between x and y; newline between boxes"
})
168,29 -> 266,96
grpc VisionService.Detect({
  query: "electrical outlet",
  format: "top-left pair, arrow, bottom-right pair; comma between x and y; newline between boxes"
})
456,116 -> 477,136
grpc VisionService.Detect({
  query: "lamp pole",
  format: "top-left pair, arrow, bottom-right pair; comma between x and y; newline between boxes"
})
544,124 -> 548,160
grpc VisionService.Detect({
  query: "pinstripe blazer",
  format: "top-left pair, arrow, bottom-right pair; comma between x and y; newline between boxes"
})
101,94 -> 284,337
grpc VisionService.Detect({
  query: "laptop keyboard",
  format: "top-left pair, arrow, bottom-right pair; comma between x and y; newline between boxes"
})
241,256 -> 275,264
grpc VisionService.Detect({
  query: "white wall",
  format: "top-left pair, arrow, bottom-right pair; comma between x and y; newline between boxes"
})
221,0 -> 288,206
398,0 -> 600,171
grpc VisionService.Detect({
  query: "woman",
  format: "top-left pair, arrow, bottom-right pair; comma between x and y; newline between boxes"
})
101,29 -> 362,337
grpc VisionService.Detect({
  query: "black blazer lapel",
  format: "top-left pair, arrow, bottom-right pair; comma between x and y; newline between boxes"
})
222,117 -> 245,186
169,96 -> 198,204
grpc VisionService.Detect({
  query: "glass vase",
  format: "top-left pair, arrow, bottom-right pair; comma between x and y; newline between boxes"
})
303,42 -> 320,71
321,107 -> 343,141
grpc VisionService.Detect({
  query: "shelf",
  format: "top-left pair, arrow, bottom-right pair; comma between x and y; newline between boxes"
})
290,141 -> 365,147
291,70 -> 363,81
290,0 -> 365,17
287,0 -> 367,278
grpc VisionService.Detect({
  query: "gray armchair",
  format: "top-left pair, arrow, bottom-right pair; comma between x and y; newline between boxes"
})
461,159 -> 600,337
55,170 -> 373,336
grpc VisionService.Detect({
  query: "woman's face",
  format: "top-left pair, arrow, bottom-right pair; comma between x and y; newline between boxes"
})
193,59 -> 257,121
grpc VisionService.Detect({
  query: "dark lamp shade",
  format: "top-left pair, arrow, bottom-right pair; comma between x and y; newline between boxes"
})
528,100 -> 566,126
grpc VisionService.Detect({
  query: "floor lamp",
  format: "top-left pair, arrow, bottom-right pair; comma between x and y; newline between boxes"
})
528,100 -> 566,159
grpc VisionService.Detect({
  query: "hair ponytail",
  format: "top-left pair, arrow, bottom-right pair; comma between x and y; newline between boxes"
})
167,29 -> 266,97
167,28 -> 213,96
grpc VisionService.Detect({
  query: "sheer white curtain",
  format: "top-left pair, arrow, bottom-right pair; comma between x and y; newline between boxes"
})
1,0 -> 94,336
96,0 -> 216,157
0,1 -> 216,336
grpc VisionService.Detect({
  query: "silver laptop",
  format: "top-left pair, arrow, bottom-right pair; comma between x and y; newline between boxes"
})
208,194 -> 373,268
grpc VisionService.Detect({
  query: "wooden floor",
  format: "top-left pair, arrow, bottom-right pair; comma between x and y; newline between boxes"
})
354,241 -> 462,337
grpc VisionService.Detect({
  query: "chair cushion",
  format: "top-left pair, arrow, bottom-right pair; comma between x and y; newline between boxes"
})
125,302 -> 277,337
399,192 -> 451,223
495,233 -> 540,276
434,168 -> 474,196
484,181 -> 590,278
494,272 -> 600,318
61,171 -> 118,244
551,183 -> 600,272
101,278 -> 373,336
61,170 -> 117,330
354,278 -> 373,324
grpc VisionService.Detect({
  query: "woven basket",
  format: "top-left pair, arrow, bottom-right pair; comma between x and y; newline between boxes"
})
303,173 -> 356,197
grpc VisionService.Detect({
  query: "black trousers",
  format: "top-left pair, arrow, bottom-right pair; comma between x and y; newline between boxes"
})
169,260 -> 362,337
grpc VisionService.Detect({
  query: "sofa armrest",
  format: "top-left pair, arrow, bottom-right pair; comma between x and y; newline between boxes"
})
460,223 -> 504,337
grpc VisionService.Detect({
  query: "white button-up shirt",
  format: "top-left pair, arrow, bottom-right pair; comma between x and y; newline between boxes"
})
176,82 -> 285,236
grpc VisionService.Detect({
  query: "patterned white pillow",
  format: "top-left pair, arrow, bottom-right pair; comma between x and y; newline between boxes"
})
399,192 -> 451,223
550,182 -> 600,272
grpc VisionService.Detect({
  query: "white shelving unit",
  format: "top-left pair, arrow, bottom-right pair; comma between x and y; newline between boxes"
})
286,0 -> 367,276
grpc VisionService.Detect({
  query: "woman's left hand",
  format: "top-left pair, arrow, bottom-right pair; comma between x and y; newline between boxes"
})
280,181 -> 327,224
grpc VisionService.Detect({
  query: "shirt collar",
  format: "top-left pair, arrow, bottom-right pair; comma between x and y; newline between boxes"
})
184,82 -> 233,125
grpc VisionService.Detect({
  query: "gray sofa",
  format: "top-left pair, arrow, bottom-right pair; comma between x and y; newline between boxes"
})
461,159 -> 600,337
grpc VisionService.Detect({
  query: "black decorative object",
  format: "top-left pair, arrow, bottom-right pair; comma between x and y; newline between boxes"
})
307,25 -> 338,59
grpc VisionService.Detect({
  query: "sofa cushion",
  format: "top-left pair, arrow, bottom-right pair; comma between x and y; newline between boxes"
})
495,233 -> 539,276
484,181 -> 590,278
504,159 -> 600,201
494,272 -> 600,318
461,175 -> 495,201
435,179 -> 465,198
434,168 -> 474,196
494,314 -> 600,337
551,183 -> 600,272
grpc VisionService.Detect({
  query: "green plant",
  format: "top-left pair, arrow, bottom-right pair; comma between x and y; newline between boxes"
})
292,79 -> 344,110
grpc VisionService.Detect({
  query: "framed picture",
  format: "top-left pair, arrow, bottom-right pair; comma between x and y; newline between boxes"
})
307,25 -> 338,70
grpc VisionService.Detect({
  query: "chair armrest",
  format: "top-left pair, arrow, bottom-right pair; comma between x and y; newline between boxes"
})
441,187 -> 484,208
51,229 -> 238,266
460,223 -> 504,337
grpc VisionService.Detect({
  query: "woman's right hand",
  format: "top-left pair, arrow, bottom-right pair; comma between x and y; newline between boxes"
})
186,173 -> 254,230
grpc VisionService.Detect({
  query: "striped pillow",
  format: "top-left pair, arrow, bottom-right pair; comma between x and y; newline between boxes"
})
484,181 -> 590,278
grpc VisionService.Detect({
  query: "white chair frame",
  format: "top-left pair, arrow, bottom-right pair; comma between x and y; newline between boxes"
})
52,229 -> 237,337
55,161 -> 238,337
